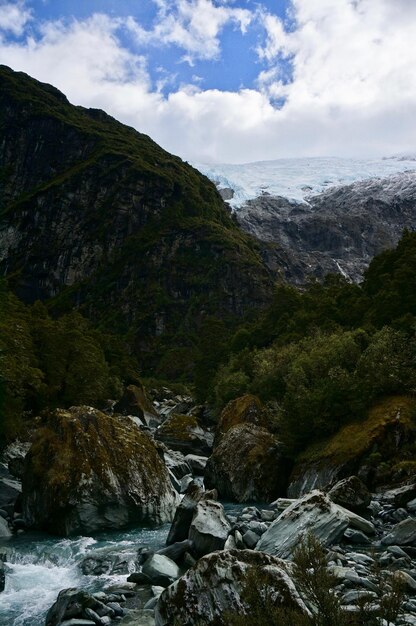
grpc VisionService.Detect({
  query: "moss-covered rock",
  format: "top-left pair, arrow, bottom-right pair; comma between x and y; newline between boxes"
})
22,406 -> 178,536
155,413 -> 213,455
205,423 -> 290,502
217,394 -> 267,437
288,396 -> 416,496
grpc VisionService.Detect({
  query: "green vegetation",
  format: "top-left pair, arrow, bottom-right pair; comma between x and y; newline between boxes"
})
0,280 -> 139,445
212,231 -> 416,455
225,534 -> 405,626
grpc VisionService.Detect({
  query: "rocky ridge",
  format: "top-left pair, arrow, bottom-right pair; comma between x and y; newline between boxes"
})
234,171 -> 416,283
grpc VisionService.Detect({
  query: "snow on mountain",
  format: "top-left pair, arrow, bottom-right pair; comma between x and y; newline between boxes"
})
194,156 -> 416,208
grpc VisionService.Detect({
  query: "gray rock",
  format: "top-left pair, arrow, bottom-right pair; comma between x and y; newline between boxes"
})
382,518 -> 416,546
184,454 -> 208,474
127,572 -> 152,585
45,589 -> 94,626
162,449 -> 191,480
189,499 -> 232,557
60,621 -> 96,626
142,554 -> 180,586
343,528 -> 371,545
394,571 -> 416,592
157,539 -> 194,564
155,549 -> 311,626
166,482 -> 204,545
256,490 -> 350,558
243,530 -> 260,549
118,609 -> 155,626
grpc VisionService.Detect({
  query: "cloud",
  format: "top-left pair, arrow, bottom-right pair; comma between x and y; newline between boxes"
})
127,0 -> 253,64
0,1 -> 32,36
0,0 -> 415,163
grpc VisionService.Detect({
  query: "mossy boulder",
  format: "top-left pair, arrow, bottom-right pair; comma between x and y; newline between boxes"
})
205,424 -> 290,502
217,395 -> 267,438
288,396 -> 416,497
155,413 -> 213,455
22,406 -> 178,536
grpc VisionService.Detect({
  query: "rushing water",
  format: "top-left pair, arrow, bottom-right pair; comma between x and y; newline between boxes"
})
0,503 -> 246,626
0,524 -> 170,626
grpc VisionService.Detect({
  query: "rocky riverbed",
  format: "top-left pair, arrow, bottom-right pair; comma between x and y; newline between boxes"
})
1,388 -> 416,625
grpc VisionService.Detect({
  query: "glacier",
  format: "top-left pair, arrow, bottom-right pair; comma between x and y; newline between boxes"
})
194,156 -> 416,208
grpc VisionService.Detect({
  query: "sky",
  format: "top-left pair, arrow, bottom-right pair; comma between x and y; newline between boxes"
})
0,0 -> 415,163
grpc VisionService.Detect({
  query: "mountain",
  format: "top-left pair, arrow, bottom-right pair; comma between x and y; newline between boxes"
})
0,65 -> 272,373
197,158 -> 416,283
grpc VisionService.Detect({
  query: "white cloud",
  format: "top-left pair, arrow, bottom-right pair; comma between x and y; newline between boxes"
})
0,1 -> 32,36
0,0 -> 415,163
127,0 -> 253,63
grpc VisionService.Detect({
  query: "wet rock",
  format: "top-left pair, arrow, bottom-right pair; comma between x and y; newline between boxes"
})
127,572 -> 152,585
382,519 -> 416,546
155,550 -> 310,626
256,490 -> 350,558
189,499 -> 232,557
243,529 -> 260,549
22,406 -> 178,536
328,476 -> 371,512
162,448 -> 191,480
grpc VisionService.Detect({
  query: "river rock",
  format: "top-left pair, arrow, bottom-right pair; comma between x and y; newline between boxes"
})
166,482 -> 204,545
22,406 -> 178,536
162,448 -> 191,479
216,394 -> 268,437
328,476 -> 371,512
157,539 -> 194,563
256,490 -> 350,558
155,414 -> 213,456
189,499 -> 232,557
155,549 -> 310,626
205,423 -> 289,502
142,554 -> 180,586
381,518 -> 416,546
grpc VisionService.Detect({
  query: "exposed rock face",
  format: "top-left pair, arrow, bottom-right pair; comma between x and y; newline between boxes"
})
22,406 -> 178,536
205,423 -> 289,502
166,483 -> 204,545
155,549 -> 310,626
0,65 -> 272,370
236,171 -> 416,284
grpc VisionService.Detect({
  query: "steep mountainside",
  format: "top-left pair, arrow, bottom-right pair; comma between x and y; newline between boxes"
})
198,160 -> 416,283
0,66 -> 272,368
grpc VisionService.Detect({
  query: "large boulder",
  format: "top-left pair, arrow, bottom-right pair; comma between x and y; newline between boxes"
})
256,490 -> 350,558
205,423 -> 289,502
155,549 -> 310,626
22,406 -> 178,536
328,476 -> 371,512
189,499 -> 232,557
155,413 -> 213,456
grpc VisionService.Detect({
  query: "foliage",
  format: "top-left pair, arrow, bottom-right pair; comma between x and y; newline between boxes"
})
0,281 -> 138,445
